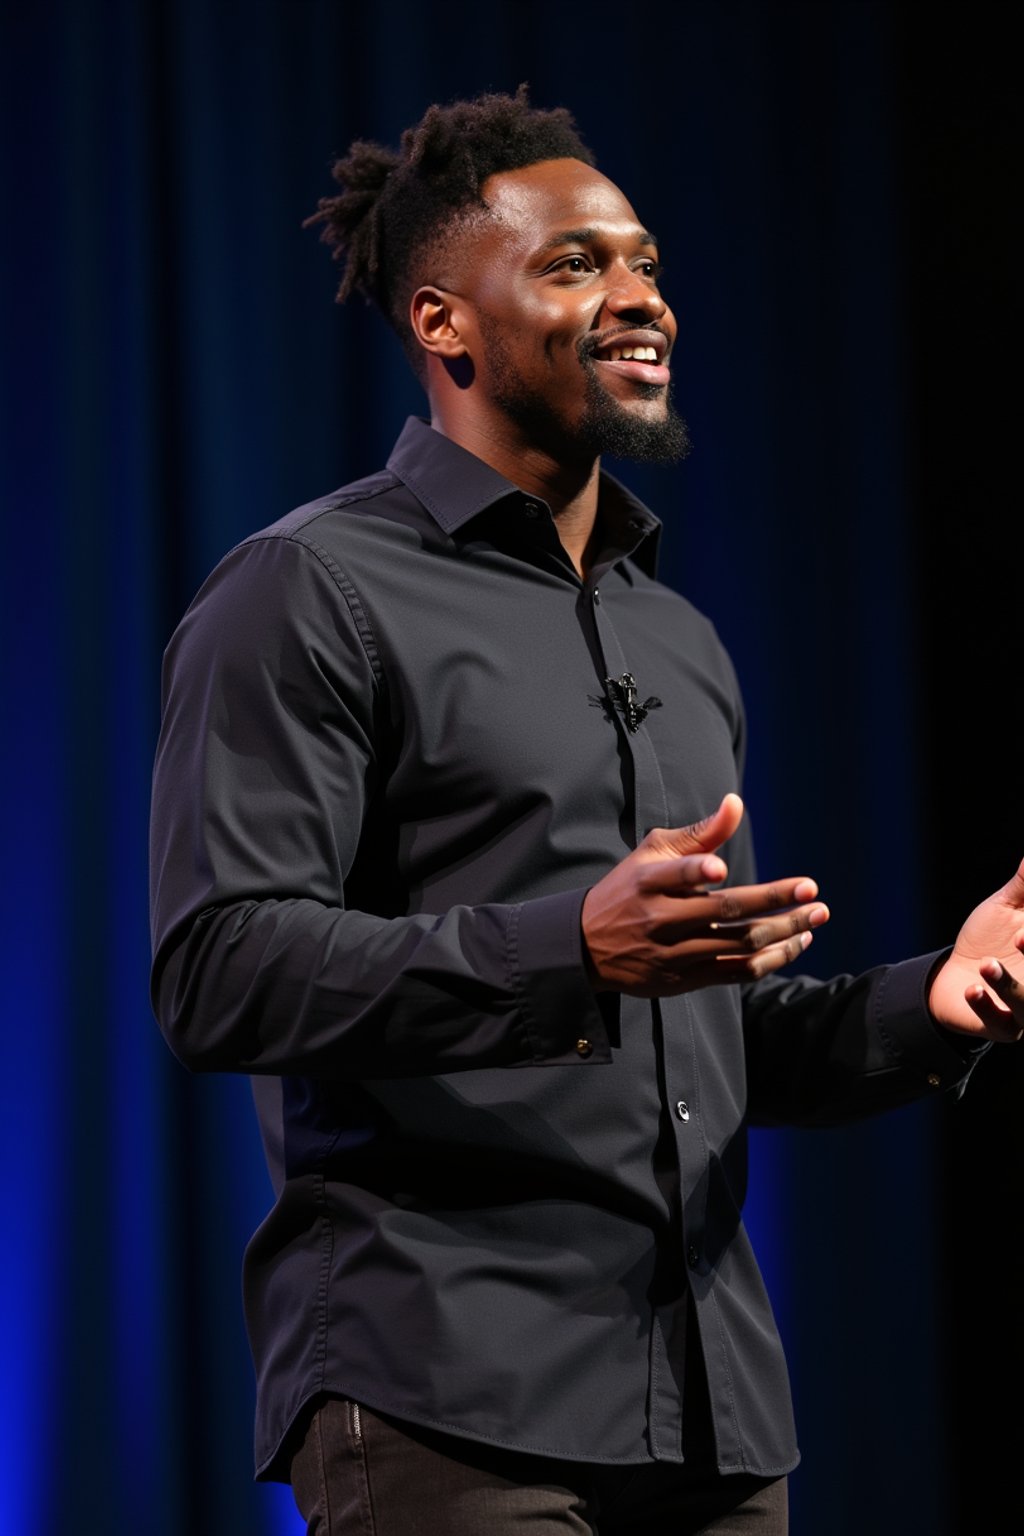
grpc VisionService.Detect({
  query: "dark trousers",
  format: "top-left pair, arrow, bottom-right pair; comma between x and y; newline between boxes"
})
290,1397 -> 788,1535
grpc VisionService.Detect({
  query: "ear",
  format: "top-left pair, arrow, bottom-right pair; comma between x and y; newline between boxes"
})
409,286 -> 470,361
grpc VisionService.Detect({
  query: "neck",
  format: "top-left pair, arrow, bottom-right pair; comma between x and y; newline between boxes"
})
429,405 -> 602,579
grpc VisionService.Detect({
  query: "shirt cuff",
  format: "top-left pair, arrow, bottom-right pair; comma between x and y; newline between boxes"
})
511,888 -> 611,1065
873,949 -> 990,1093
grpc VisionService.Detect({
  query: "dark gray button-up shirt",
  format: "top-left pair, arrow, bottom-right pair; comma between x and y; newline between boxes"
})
150,417 -> 975,1480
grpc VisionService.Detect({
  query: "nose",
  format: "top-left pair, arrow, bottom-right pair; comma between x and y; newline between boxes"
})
604,260 -> 667,324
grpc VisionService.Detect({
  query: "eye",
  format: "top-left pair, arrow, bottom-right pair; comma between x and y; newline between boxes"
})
635,259 -> 664,280
550,254 -> 594,276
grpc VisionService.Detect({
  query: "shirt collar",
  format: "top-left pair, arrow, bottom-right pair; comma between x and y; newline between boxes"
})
387,417 -> 662,578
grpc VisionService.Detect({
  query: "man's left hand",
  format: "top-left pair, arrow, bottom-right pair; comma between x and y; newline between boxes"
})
928,857 -> 1024,1041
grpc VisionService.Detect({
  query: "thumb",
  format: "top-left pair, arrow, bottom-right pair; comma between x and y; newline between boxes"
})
645,793 -> 745,860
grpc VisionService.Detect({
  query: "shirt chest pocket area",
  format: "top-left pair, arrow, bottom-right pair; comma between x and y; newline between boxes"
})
384,640 -> 623,819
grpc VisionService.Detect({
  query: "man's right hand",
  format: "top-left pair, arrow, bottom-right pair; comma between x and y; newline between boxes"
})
581,793 -> 830,997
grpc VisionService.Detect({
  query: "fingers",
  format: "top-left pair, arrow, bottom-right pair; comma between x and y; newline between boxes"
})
669,929 -> 817,991
648,861 -> 818,905
657,900 -> 829,965
966,952 -> 1024,1042
582,807 -> 828,998
712,900 -> 831,955
715,930 -> 816,979
655,852 -> 730,890
649,873 -> 825,931
644,794 -> 745,860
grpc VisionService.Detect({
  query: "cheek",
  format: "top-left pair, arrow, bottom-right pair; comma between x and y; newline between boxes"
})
471,288 -> 600,375
478,274 -> 597,331
529,297 -> 602,366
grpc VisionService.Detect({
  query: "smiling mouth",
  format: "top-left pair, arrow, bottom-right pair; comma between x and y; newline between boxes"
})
592,353 -> 671,386
588,329 -> 671,387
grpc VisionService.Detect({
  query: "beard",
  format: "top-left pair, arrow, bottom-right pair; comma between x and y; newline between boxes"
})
480,321 -> 691,465
575,362 -> 691,463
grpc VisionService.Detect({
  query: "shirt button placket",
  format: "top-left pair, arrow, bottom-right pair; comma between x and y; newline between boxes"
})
591,589 -> 694,1444
588,595 -> 667,848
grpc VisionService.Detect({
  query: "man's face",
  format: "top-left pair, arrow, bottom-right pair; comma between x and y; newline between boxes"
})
446,158 -> 688,464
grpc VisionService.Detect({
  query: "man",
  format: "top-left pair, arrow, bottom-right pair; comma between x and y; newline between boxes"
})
150,90 -> 1024,1534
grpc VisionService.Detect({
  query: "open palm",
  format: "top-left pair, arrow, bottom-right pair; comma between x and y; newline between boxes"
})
928,859 -> 1024,1041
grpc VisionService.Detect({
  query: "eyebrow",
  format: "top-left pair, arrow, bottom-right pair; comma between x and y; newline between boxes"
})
533,226 -> 659,257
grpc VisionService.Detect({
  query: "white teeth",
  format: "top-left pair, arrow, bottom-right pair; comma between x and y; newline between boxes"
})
604,344 -> 659,363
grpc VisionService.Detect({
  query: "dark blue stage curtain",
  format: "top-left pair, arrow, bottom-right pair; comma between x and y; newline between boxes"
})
3,2 -> 1015,1532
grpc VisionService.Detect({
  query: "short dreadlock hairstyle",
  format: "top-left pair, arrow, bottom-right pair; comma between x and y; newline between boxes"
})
305,86 -> 595,372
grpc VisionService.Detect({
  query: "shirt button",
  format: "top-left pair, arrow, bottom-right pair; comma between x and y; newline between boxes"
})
592,588 -> 601,605
576,1038 -> 593,1058
686,1243 -> 700,1269
676,1100 -> 690,1122
926,1073 -> 941,1088
523,502 -> 540,518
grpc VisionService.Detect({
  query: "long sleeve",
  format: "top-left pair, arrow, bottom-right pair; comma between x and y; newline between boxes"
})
718,794 -> 983,1126
149,534 -> 607,1077
740,955 -> 984,1126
